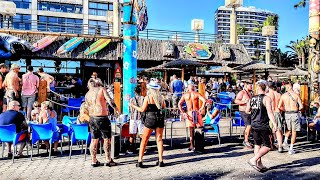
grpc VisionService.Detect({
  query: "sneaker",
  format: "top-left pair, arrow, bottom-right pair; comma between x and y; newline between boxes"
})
274,140 -> 278,146
127,151 -> 134,154
243,141 -> 253,149
282,142 -> 289,150
288,149 -> 296,155
278,147 -> 283,153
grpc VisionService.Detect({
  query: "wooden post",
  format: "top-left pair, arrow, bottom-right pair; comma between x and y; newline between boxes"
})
253,70 -> 256,94
224,73 -> 227,82
164,70 -> 168,84
181,68 -> 185,82
114,81 -> 121,113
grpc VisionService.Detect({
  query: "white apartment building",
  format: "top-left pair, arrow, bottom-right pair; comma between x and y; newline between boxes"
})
0,0 -> 120,36
215,3 -> 278,57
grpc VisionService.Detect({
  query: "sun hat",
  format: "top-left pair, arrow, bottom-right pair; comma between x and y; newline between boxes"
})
147,78 -> 161,90
11,63 -> 20,70
256,79 -> 267,85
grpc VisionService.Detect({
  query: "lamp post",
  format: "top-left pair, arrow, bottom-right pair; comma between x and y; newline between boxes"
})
262,26 -> 275,65
225,0 -> 243,45
191,19 -> 204,43
0,1 -> 16,29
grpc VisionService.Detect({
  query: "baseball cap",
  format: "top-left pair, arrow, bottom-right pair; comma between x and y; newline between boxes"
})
256,80 -> 267,85
242,79 -> 253,84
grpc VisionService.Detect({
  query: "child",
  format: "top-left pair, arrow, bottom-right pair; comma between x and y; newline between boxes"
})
30,101 -> 41,123
77,102 -> 90,124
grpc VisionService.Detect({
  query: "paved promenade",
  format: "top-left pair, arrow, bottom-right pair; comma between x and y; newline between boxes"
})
0,134 -> 319,180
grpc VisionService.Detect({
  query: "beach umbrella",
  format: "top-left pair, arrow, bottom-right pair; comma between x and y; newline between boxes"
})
163,59 -> 204,81
208,65 -> 242,81
281,67 -> 309,77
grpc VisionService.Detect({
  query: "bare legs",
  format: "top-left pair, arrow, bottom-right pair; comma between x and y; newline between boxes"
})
138,127 -> 164,163
189,127 -> 195,149
276,129 -> 283,148
250,145 -> 270,169
244,125 -> 252,143
90,138 -> 114,164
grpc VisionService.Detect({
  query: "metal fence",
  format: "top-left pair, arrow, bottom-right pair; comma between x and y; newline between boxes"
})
1,19 -> 217,43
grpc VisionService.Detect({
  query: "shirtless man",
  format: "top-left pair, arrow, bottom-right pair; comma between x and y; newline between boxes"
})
178,84 -> 206,151
266,82 -> 283,153
85,79 -> 118,167
37,67 -> 54,92
234,80 -> 253,148
278,81 -> 303,155
0,63 -> 8,112
3,64 -> 21,106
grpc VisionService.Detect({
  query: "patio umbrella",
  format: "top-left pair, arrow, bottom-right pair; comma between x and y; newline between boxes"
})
163,59 -> 204,81
144,64 -> 181,83
208,65 -> 242,81
235,62 -> 278,89
281,67 -> 308,77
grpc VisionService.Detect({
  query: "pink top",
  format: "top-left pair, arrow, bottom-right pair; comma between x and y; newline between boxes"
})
22,72 -> 39,96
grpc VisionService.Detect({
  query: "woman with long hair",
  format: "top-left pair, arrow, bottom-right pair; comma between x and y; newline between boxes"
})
130,79 -> 166,168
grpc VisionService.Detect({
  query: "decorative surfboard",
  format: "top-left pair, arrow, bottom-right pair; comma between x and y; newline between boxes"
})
32,36 -> 58,52
84,39 -> 111,56
56,37 -> 84,55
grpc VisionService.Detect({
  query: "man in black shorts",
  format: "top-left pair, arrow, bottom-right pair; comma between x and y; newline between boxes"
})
85,79 -> 118,167
246,80 -> 278,172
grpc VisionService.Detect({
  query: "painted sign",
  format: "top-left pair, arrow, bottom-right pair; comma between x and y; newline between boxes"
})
162,42 -> 176,58
184,43 -> 212,60
114,62 -> 122,79
0,1 -> 16,16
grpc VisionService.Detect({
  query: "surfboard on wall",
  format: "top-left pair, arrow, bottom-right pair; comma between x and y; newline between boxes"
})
33,36 -> 58,52
56,37 -> 84,55
84,39 -> 111,56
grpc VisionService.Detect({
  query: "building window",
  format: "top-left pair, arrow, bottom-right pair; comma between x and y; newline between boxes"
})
9,0 -> 31,9
13,14 -> 31,30
38,2 -> 83,14
38,16 -> 83,34
89,2 -> 113,16
88,20 -> 112,35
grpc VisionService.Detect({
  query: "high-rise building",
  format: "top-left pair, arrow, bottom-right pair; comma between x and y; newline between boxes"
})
0,0 -> 121,36
215,1 -> 278,57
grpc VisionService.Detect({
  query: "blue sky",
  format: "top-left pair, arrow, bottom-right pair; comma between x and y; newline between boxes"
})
146,0 -> 309,51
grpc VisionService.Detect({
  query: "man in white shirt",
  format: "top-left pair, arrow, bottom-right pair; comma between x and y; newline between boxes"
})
293,80 -> 301,95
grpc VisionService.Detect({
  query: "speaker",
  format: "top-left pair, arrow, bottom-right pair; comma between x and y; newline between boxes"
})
111,134 -> 120,159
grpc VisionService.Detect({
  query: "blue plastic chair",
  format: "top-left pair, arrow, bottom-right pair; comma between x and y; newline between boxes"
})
57,124 -> 70,154
30,123 -> 56,160
230,111 -> 245,137
218,93 -> 232,118
62,116 -> 77,127
203,113 -> 221,146
0,124 -> 28,162
61,98 -> 82,117
69,124 -> 91,160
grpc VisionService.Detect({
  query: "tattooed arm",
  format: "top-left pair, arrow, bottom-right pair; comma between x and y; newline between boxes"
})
102,87 -> 118,113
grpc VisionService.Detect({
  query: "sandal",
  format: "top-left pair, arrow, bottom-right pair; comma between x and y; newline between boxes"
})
91,161 -> 103,167
248,161 -> 261,172
106,160 -> 117,167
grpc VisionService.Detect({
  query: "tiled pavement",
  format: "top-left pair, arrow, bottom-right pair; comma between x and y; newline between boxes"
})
0,134 -> 319,180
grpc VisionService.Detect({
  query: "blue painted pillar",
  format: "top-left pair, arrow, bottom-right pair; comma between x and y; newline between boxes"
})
122,0 -> 137,114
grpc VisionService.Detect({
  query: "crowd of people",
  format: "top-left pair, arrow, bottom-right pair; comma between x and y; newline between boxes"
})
1,64 -> 319,172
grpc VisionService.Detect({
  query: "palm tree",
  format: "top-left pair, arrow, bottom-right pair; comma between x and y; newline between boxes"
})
263,15 -> 279,30
294,0 -> 307,8
237,24 -> 248,44
286,38 -> 309,68
271,48 -> 298,67
252,21 -> 263,33
250,39 -> 264,60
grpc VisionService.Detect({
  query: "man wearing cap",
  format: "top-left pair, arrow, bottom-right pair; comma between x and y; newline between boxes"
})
234,79 -> 253,148
0,63 -> 8,112
278,81 -> 303,155
266,81 -> 283,153
3,64 -> 21,105
178,83 -> 206,151
246,80 -> 278,172
170,75 -> 184,108
21,65 -> 39,122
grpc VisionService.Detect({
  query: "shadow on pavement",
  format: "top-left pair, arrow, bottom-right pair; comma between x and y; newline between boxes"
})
163,170 -> 231,180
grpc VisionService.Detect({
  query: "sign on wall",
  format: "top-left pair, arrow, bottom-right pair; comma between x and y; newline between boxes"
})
184,43 -> 212,60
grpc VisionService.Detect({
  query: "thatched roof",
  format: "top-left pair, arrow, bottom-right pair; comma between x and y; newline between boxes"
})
3,31 -> 252,65
208,65 -> 241,73
163,59 -> 204,68
235,61 -> 278,71
281,67 -> 308,77
144,64 -> 181,72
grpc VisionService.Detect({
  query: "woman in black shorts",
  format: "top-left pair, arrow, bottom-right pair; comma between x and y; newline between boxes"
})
130,79 -> 166,168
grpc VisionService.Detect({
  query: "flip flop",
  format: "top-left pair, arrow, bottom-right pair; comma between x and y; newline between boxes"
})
106,161 -> 117,167
248,161 -> 262,172
259,166 -> 270,172
91,161 -> 103,167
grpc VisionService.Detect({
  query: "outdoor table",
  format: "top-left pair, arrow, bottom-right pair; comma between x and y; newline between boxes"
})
165,118 -> 181,147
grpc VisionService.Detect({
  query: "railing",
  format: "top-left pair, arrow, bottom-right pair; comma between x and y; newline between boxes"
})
0,19 -> 217,43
